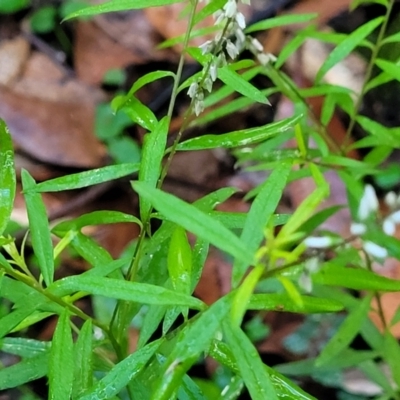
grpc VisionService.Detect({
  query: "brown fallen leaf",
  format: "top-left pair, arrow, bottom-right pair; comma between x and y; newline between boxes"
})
74,12 -> 173,85
0,36 -> 30,86
0,85 -> 106,168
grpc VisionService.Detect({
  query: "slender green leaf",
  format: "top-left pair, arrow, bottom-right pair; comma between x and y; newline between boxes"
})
117,96 -> 158,131
49,310 -> 74,400
168,227 -> 192,295
223,322 -> 278,400
275,349 -> 378,375
246,13 -> 318,33
356,115 -> 400,147
139,116 -> 169,220
33,163 -> 139,192
48,276 -> 205,309
0,305 -> 39,338
209,339 -> 315,399
52,210 -> 142,234
178,375 -> 208,400
232,161 -> 292,286
315,295 -> 372,366
0,337 -> 50,358
0,352 -> 48,389
152,295 -> 231,400
313,262 -> 400,291
80,340 -> 160,400
218,66 -> 269,105
0,119 -> 16,236
132,182 -> 253,264
375,58 -> 400,82
232,265 -> 264,325
276,185 -> 328,244
194,187 -> 238,210
73,320 -> 93,399
177,115 -> 301,151
126,71 -> 175,100
65,0 -> 183,19
248,293 -> 344,313
383,331 -> 400,387
138,304 -> 167,348
382,31 -> 400,45
22,170 -> 54,286
316,17 -> 384,82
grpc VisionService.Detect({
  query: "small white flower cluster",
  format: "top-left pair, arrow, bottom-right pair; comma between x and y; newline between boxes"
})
298,256 -> 320,293
188,0 -> 276,115
305,184 -> 398,261
349,184 -> 400,259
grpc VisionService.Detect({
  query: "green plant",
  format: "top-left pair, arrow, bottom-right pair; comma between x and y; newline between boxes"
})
2,0 -> 400,398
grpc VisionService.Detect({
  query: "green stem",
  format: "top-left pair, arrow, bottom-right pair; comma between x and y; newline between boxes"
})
109,0 -> 200,367
344,0 -> 395,148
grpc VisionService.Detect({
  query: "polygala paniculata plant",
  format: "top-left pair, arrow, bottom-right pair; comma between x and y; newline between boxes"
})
2,0 -> 400,399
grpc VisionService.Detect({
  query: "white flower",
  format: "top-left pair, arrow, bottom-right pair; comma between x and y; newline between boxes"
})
383,218 -> 396,235
389,210 -> 400,224
235,28 -> 246,46
199,40 -> 213,55
226,39 -> 239,59
204,76 -> 213,92
193,90 -> 205,116
299,272 -> 312,293
358,184 -> 378,221
210,62 -> 218,81
187,82 -> 198,98
385,191 -> 397,209
304,236 -> 333,249
241,0 -> 251,4
250,37 -> 264,52
235,12 -> 246,29
223,0 -> 237,18
363,241 -> 388,259
350,222 -> 367,236
257,52 -> 277,66
305,257 -> 320,273
217,52 -> 227,67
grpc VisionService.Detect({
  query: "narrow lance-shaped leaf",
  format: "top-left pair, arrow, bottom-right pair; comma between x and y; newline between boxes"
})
209,339 -> 316,399
176,115 -> 301,151
0,353 -> 49,390
48,310 -> 74,400
48,276 -> 205,310
248,293 -> 344,313
315,295 -> 372,366
21,169 -> 54,286
246,13 -> 318,33
73,319 -> 93,399
168,227 -> 192,295
223,322 -> 278,400
64,0 -> 183,20
33,163 -> 139,192
375,58 -> 400,83
218,66 -> 270,105
313,262 -> 400,291
132,182 -> 254,264
316,17 -> 384,82
232,160 -> 292,286
0,119 -> 16,236
52,210 -> 142,235
152,295 -> 231,400
139,116 -> 169,221
80,340 -> 161,400
122,71 -> 175,106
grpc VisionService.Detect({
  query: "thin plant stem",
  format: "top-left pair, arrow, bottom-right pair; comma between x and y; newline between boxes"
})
344,0 -> 395,148
109,0 -> 200,367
